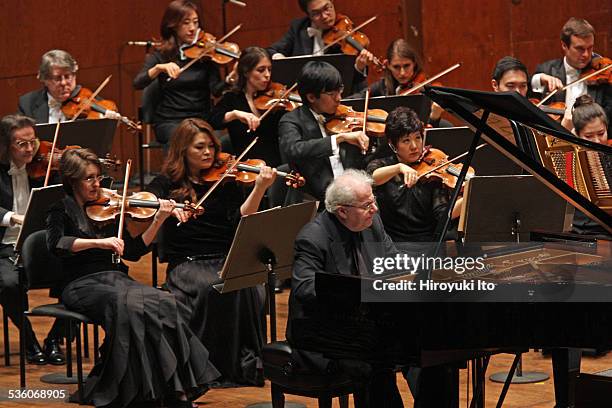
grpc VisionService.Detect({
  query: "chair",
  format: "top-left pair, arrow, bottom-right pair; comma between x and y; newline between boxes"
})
138,80 -> 164,190
263,341 -> 361,408
18,230 -> 98,402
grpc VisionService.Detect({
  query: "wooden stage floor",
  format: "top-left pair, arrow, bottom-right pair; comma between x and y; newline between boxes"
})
1,254 -> 611,407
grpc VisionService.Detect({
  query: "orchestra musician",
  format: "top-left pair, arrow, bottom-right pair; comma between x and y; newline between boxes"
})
46,148 -> 220,407
531,17 -> 612,133
133,0 -> 226,145
145,118 -> 276,386
208,47 -> 284,167
278,61 -> 368,201
0,114 -> 65,366
17,50 -> 120,124
366,107 -> 460,242
267,0 -> 374,94
491,56 -> 529,97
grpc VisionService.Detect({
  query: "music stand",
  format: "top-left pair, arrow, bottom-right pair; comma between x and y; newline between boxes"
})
35,119 -> 118,157
425,127 -> 522,176
460,175 -> 571,242
271,53 -> 357,96
14,185 -> 65,253
214,201 -> 317,342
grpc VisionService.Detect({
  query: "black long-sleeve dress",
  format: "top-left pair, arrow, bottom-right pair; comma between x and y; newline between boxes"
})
146,175 -> 266,387
46,196 -> 220,407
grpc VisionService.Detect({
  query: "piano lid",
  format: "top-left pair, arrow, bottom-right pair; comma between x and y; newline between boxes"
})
423,86 -> 612,234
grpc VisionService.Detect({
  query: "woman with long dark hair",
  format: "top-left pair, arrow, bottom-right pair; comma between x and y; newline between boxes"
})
146,118 -> 277,386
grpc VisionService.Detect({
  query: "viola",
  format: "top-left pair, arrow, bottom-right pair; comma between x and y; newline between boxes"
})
253,82 -> 302,112
322,14 -> 385,71
27,141 -> 121,179
201,152 -> 305,188
581,56 -> 612,86
325,104 -> 388,137
61,86 -> 140,130
410,147 -> 475,190
85,189 -> 202,223
182,30 -> 240,65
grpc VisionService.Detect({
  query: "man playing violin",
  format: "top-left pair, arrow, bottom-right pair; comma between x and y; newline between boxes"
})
0,114 -> 65,366
278,61 -> 369,202
531,17 -> 612,133
18,50 -> 120,124
268,0 -> 374,93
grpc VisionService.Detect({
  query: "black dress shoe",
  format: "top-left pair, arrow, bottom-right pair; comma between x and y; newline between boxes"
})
26,343 -> 47,365
43,339 -> 66,365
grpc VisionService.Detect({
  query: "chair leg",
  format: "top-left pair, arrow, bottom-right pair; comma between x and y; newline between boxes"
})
317,396 -> 333,408
270,383 -> 285,408
151,245 -> 158,288
82,323 -> 89,359
19,312 -> 26,388
65,319 -> 73,378
3,309 -> 10,366
338,395 -> 349,408
93,324 -> 99,364
75,321 -> 84,403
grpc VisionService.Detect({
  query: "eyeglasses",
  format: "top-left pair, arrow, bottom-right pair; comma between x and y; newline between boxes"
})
308,2 -> 334,19
47,72 -> 76,84
83,175 -> 104,184
13,138 -> 39,150
321,86 -> 344,98
342,197 -> 377,211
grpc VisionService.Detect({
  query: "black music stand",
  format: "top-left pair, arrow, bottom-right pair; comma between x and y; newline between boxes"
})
424,127 -> 522,176
271,53 -> 356,96
214,201 -> 317,342
35,119 -> 118,157
459,175 -> 571,242
14,185 -> 65,253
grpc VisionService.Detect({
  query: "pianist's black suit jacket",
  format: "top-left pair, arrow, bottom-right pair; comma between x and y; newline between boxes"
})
278,104 -> 365,201
18,88 -> 49,124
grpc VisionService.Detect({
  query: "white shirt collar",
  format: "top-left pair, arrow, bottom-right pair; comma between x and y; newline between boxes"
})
563,57 -> 580,77
7,161 -> 27,176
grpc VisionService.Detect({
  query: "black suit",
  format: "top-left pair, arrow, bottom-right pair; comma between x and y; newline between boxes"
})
533,58 -> 612,133
18,89 -> 49,124
278,105 -> 365,201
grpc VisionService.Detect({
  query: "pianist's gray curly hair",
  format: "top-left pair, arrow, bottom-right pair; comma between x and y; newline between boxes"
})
325,169 -> 373,213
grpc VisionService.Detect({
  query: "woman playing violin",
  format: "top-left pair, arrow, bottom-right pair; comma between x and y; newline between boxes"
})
208,47 -> 283,167
18,50 -> 120,124
145,118 -> 276,386
46,148 -> 220,407
133,0 -> 227,145
367,107 -> 461,242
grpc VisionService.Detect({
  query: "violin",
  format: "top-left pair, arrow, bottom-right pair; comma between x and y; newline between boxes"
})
322,14 -> 385,71
529,98 -> 566,121
85,189 -> 202,223
253,82 -> 302,112
202,152 -> 305,188
397,63 -> 461,96
27,141 -> 121,179
409,147 -> 475,190
182,30 -> 240,65
325,104 -> 388,137
581,56 -> 612,86
397,72 -> 441,95
61,86 -> 140,130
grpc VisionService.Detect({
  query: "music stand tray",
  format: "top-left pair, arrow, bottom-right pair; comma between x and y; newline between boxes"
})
35,119 -> 118,157
15,185 -> 65,252
271,53 -> 357,96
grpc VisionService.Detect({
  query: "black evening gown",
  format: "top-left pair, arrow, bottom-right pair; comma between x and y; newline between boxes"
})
46,197 -> 220,407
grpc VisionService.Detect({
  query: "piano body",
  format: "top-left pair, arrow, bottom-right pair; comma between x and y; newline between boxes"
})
314,87 -> 612,407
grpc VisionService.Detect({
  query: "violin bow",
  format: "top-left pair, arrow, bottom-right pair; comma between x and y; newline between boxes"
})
361,88 -> 370,155
319,15 -> 377,55
400,63 -> 461,95
416,143 -> 486,181
113,158 -> 132,264
537,63 -> 612,107
171,24 -> 243,81
177,136 -> 259,227
43,122 -> 61,187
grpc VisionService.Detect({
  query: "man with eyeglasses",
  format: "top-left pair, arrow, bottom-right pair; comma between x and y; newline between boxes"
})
287,169 -> 405,407
0,114 -> 66,366
267,0 -> 374,94
18,49 -> 119,124
279,61 -> 369,202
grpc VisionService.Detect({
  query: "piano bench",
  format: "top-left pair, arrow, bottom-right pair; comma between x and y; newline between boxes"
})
263,341 -> 360,408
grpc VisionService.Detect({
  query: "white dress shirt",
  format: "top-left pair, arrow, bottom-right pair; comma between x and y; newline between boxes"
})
1,162 -> 31,245
531,57 -> 587,110
47,92 -> 66,124
310,108 -> 344,178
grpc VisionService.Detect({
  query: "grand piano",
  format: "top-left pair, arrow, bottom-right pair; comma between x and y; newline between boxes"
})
315,87 -> 612,407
